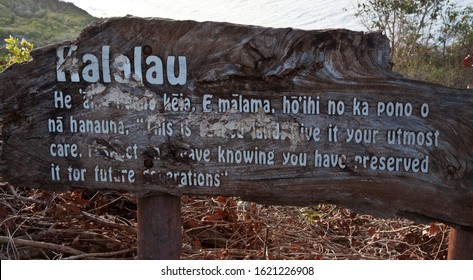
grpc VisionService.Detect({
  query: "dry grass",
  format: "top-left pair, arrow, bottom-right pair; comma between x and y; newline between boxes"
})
0,184 -> 449,260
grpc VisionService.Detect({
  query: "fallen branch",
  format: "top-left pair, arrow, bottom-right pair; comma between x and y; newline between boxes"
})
0,236 -> 84,256
63,248 -> 136,260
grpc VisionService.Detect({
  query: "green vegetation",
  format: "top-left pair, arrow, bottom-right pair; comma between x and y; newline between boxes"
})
0,35 -> 33,72
0,0 -> 96,47
0,0 -> 96,72
356,0 -> 473,88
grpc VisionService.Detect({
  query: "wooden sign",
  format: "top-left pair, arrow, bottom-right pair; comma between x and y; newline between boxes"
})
1,17 -> 472,229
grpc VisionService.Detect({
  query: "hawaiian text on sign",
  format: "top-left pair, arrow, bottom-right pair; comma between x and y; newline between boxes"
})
56,45 -> 187,85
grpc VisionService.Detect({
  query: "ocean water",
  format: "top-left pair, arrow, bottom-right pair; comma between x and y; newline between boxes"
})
65,0 -> 472,32
64,0 -> 471,32
64,0 -> 366,31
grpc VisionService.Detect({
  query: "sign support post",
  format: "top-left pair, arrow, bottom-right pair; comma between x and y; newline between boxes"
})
137,194 -> 182,259
448,228 -> 473,260
447,55 -> 473,260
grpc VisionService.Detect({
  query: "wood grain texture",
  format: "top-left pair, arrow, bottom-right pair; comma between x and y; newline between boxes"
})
0,17 -> 472,228
137,194 -> 181,259
448,229 -> 473,259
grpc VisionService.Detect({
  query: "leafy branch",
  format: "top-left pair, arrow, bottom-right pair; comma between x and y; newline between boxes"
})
0,35 -> 33,72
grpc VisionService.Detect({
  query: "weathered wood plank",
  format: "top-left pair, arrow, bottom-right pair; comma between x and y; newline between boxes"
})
0,17 -> 472,229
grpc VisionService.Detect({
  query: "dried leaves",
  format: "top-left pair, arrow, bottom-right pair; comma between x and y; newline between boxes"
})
0,186 -> 137,259
181,198 -> 449,259
0,185 -> 449,259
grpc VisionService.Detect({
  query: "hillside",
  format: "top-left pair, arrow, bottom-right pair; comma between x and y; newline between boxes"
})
0,0 -> 96,47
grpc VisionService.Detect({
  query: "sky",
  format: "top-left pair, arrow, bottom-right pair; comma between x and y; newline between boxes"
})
62,0 -> 366,31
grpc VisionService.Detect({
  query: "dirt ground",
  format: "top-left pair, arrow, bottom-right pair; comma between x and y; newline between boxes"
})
0,184 -> 449,260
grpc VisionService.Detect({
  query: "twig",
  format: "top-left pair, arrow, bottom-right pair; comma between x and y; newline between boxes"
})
7,185 -> 49,206
377,226 -> 414,233
88,195 -> 124,212
81,211 -> 137,235
263,226 -> 270,259
434,228 -> 447,260
0,236 -> 84,255
63,248 -> 136,260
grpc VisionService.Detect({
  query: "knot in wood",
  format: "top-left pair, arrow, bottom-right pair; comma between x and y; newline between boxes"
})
447,165 -> 457,175
142,45 -> 152,56
144,158 -> 154,169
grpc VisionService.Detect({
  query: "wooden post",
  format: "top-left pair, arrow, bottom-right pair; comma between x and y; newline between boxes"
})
137,194 -> 182,259
448,228 -> 473,260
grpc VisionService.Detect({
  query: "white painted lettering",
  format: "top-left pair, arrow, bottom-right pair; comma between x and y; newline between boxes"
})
328,100 -> 345,115
82,53 -> 100,82
203,94 -> 213,112
166,170 -> 222,187
67,166 -> 86,181
56,45 -> 187,85
94,165 -> 135,183
282,95 -> 320,115
112,54 -> 131,83
133,46 -> 143,82
377,101 -> 412,117
218,94 -> 272,113
188,148 -> 211,162
314,150 -> 347,169
54,90 -> 72,109
145,55 -> 164,84
56,45 -> 79,82
358,154 -> 429,173
352,97 -> 369,116
299,123 -> 321,141
328,124 -> 339,142
421,103 -> 430,118
48,116 -> 64,133
51,163 -> 61,181
387,129 -> 440,147
163,93 -> 191,111
217,146 -> 274,165
166,56 -> 187,85
50,143 -> 79,158
346,128 -> 379,144
282,152 -> 307,166
102,46 -> 111,83
70,116 -> 126,135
